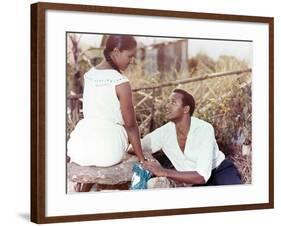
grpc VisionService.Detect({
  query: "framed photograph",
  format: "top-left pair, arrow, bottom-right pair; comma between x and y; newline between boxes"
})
31,2 -> 274,224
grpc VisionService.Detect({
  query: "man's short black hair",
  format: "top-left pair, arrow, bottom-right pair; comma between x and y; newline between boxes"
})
173,89 -> 195,116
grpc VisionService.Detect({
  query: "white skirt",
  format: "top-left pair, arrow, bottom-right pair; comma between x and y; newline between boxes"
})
67,118 -> 128,167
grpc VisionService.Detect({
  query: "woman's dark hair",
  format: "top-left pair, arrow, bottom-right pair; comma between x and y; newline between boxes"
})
103,35 -> 137,73
173,89 -> 195,116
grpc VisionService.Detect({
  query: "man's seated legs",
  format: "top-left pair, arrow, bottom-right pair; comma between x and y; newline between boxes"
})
206,159 -> 242,185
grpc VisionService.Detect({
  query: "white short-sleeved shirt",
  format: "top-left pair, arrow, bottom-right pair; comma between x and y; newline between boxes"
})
141,117 -> 225,181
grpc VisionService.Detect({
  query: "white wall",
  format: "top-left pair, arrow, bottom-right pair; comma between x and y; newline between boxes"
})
0,0 -> 280,225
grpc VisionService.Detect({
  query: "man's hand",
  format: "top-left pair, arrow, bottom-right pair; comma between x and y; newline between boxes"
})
143,161 -> 167,177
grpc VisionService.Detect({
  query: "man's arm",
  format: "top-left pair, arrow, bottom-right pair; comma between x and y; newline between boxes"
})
143,161 -> 205,185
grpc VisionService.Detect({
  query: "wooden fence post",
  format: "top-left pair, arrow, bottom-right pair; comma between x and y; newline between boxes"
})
150,88 -> 156,132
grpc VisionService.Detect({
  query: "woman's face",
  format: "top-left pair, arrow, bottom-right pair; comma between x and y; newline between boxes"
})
112,47 -> 137,71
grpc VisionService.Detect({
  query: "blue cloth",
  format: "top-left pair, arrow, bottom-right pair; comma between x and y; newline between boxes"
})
130,163 -> 152,190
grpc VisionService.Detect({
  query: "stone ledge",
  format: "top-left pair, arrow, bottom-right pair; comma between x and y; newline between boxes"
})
67,153 -> 139,185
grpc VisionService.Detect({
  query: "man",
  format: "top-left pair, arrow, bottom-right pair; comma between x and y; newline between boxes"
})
140,89 -> 241,187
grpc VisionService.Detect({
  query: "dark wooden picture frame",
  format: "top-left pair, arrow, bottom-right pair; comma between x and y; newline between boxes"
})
31,2 -> 274,224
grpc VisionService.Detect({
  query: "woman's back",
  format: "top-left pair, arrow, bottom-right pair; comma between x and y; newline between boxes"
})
83,68 -> 128,125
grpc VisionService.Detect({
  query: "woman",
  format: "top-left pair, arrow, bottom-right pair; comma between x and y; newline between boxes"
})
67,35 -> 146,191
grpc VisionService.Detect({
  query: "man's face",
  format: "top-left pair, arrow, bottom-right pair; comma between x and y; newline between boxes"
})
165,92 -> 188,121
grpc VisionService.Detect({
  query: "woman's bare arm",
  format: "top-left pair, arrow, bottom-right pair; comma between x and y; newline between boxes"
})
116,82 -> 145,162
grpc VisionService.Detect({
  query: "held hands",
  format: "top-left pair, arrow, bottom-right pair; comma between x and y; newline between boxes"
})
127,145 -> 166,177
142,161 -> 168,177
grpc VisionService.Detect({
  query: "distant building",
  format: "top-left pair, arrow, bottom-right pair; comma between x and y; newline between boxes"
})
137,39 -> 189,78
